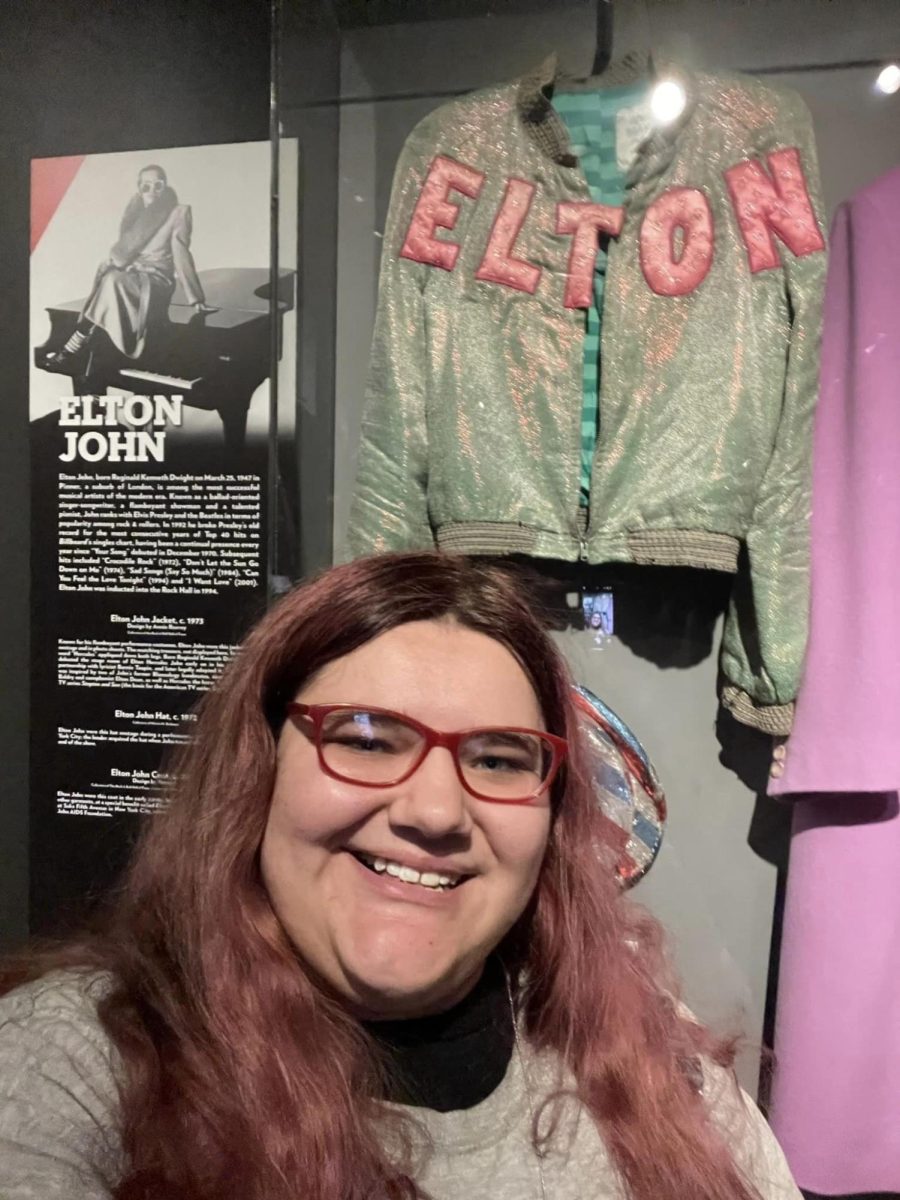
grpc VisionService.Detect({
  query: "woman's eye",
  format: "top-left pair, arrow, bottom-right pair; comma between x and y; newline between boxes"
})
471,753 -> 528,773
464,734 -> 540,774
330,735 -> 394,754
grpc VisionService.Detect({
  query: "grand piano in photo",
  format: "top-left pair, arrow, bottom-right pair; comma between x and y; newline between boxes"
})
34,267 -> 294,455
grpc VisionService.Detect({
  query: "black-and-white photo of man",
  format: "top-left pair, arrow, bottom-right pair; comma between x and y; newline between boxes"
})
30,140 -> 288,447
46,163 -> 214,368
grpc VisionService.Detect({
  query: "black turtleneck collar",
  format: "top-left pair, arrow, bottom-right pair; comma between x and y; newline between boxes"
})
363,957 -> 514,1113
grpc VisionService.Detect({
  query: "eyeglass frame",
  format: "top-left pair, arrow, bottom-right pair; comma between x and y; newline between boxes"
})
286,701 -> 568,804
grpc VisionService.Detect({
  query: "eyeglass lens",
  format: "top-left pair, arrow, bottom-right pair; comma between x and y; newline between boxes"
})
140,180 -> 165,193
317,709 -> 553,800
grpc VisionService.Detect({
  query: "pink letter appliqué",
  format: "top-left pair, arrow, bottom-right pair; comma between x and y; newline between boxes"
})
724,147 -> 825,273
400,156 -> 486,271
556,202 -> 625,309
639,187 -> 715,297
474,178 -> 541,293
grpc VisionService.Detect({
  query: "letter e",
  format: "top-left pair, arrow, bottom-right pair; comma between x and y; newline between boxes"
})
400,155 -> 486,271
59,397 -> 81,426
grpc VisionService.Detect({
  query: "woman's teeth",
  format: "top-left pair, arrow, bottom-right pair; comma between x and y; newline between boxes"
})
354,851 -> 461,891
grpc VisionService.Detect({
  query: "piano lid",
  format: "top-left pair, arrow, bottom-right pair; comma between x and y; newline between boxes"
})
170,267 -> 295,313
46,268 -> 295,332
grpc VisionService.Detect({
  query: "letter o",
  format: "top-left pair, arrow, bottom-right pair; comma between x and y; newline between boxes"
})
78,432 -> 108,462
639,187 -> 714,297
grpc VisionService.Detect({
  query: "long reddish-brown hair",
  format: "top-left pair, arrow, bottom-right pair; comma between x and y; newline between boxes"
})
2,553 -> 760,1200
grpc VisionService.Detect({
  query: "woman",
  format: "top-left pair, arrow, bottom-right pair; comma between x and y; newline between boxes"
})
0,553 -> 799,1200
47,163 -> 213,367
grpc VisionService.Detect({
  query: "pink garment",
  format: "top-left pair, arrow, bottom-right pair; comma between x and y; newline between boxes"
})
771,795 -> 900,1193
768,167 -> 900,1193
769,167 -> 900,796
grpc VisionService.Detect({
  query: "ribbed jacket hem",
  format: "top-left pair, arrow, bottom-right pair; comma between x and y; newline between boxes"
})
435,521 -> 740,573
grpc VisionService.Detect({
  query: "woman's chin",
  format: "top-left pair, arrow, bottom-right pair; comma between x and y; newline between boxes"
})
338,952 -> 478,1019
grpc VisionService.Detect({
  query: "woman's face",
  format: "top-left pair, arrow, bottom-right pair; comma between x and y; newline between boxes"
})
261,619 -> 553,1018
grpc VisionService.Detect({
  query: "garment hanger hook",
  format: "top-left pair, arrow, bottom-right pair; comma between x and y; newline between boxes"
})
591,0 -> 614,76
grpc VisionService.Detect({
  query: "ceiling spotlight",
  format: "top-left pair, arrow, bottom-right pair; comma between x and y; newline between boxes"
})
875,63 -> 900,94
651,79 -> 687,124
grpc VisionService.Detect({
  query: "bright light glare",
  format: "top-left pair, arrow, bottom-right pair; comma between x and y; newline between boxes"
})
875,64 -> 900,94
651,79 -> 687,124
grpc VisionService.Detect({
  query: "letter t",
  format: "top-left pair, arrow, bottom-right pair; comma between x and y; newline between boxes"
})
556,202 -> 625,309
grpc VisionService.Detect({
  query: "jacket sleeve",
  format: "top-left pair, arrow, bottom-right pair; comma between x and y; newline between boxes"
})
345,132 -> 435,558
171,206 -> 206,307
720,96 -> 827,736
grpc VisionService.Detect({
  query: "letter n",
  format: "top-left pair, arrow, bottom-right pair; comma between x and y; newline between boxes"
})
724,147 -> 825,273
400,156 -> 486,271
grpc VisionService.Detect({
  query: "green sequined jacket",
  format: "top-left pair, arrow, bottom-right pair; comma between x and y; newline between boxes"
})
348,59 -> 827,734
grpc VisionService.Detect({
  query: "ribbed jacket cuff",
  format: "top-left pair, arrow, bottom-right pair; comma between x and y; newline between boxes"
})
721,685 -> 794,736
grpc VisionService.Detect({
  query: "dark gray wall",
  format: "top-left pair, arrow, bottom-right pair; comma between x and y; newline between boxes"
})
3,0 -> 898,1102
0,0 -> 271,951
280,1 -> 344,578
323,0 -> 900,1092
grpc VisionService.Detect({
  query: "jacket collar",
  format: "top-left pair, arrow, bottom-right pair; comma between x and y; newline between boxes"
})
516,53 -> 697,176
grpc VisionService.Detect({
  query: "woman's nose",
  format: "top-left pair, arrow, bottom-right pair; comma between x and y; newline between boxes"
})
387,745 -> 474,839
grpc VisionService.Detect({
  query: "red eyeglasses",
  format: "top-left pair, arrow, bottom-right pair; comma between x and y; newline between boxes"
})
286,703 -> 567,804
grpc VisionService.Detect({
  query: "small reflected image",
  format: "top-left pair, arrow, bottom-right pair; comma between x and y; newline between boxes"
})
583,590 -> 614,645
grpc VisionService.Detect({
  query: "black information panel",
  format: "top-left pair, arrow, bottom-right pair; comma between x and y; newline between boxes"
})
28,140 -> 293,932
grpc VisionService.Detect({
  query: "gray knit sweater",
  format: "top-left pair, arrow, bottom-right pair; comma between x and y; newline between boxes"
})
0,972 -> 801,1199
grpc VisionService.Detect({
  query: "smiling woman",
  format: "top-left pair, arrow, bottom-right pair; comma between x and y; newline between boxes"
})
264,620 -> 556,1020
0,553 -> 800,1200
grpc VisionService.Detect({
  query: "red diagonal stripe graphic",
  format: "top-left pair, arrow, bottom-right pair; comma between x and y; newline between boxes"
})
31,155 -> 86,253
